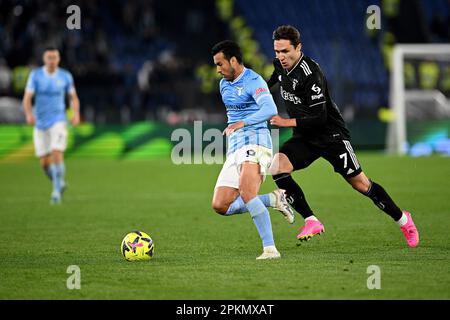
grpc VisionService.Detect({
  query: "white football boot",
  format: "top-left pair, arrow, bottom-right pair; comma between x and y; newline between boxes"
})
256,246 -> 281,260
50,190 -> 61,205
271,189 -> 295,224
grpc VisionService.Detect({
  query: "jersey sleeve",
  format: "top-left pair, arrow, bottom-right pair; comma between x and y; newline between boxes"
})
66,72 -> 76,94
242,76 -> 277,126
295,70 -> 327,128
249,75 -> 272,104
25,70 -> 36,93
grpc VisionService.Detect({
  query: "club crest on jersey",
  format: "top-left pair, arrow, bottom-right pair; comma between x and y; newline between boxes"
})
278,75 -> 282,82
292,79 -> 298,90
236,86 -> 244,96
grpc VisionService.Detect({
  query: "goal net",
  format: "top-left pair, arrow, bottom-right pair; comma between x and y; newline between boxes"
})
387,44 -> 450,155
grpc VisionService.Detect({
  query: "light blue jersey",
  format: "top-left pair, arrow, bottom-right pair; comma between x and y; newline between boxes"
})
220,67 -> 277,154
25,67 -> 75,130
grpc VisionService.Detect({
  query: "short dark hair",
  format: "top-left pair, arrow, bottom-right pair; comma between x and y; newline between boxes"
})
211,40 -> 243,64
44,46 -> 59,53
272,25 -> 301,48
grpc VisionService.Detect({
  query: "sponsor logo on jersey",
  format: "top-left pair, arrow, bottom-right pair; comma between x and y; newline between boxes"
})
311,93 -> 324,100
311,85 -> 323,100
311,84 -> 321,94
226,104 -> 247,110
255,87 -> 267,95
280,86 -> 301,104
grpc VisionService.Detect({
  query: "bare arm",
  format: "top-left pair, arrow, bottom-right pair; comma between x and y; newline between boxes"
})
23,91 -> 35,125
68,90 -> 80,126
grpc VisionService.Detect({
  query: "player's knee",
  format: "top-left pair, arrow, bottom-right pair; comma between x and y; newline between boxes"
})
268,163 -> 280,176
52,151 -> 64,164
269,165 -> 291,177
39,158 -> 50,170
211,201 -> 228,215
269,157 -> 281,176
239,189 -> 256,204
269,153 -> 292,175
351,178 -> 370,193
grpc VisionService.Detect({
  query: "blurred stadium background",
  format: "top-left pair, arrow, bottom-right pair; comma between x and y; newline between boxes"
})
0,0 -> 449,159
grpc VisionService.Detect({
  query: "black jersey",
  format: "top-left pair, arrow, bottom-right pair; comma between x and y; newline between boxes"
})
267,54 -> 350,144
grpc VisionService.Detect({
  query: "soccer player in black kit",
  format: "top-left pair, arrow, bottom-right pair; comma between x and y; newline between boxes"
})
267,25 -> 419,247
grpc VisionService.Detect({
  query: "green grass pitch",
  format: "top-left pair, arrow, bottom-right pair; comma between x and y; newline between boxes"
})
0,153 -> 449,299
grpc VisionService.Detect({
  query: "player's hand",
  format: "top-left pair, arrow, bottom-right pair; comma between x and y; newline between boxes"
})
270,115 -> 296,127
223,121 -> 245,136
25,114 -> 35,125
71,113 -> 80,126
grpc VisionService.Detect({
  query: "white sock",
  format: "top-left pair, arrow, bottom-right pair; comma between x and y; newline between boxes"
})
305,216 -> 319,222
396,213 -> 408,226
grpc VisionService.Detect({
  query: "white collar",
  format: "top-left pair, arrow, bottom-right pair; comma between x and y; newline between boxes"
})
43,67 -> 59,76
231,67 -> 247,84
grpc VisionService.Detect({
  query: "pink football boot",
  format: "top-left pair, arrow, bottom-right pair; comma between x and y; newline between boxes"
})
297,219 -> 325,241
400,211 -> 419,248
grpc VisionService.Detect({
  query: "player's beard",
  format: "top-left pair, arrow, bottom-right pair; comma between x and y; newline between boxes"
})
228,66 -> 236,81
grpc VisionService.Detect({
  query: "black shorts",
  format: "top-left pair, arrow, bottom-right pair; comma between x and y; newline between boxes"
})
279,136 -> 362,178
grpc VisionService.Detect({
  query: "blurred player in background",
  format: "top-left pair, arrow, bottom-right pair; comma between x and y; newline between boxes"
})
211,40 -> 295,259
267,25 -> 419,248
23,47 -> 80,204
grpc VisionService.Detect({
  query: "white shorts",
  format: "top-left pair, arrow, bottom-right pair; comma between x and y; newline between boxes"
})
214,144 -> 273,190
33,121 -> 68,157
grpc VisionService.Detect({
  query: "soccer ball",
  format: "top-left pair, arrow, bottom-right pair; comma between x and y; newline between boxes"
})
121,231 -> 155,261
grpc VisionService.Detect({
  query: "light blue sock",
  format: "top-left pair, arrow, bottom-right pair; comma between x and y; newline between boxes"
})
225,194 -> 272,215
259,194 -> 271,207
246,196 -> 275,247
225,196 -> 246,215
49,164 -> 61,193
55,162 -> 65,187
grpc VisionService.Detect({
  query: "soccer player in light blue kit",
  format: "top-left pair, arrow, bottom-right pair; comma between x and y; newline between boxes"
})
211,40 -> 294,259
23,47 -> 80,204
